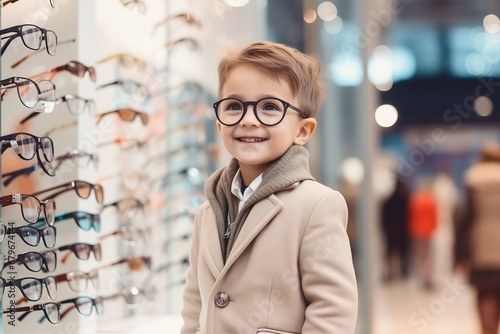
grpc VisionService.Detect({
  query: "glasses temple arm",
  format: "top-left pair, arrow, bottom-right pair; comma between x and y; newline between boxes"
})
2,165 -> 38,187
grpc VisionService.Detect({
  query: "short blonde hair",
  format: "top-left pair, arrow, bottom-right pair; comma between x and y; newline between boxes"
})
217,41 -> 325,119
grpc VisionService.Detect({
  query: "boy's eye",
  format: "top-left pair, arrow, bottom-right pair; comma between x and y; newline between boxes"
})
227,102 -> 243,111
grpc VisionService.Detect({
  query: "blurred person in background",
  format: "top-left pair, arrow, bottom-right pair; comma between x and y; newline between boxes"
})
408,175 -> 438,290
381,178 -> 410,282
455,141 -> 500,334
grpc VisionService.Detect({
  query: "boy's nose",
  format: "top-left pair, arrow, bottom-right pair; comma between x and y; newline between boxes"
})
239,106 -> 260,126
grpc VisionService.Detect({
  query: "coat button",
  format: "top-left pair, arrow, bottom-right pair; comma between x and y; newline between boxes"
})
214,292 -> 230,308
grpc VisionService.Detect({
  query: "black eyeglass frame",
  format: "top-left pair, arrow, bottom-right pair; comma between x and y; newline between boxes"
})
0,24 -> 57,56
213,97 -> 307,126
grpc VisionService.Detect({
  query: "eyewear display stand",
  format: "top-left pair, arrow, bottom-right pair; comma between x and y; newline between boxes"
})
1,0 -> 263,333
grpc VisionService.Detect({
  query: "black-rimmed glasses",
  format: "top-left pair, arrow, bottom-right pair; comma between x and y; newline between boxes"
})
6,225 -> 56,248
3,251 -> 57,273
1,132 -> 54,163
2,276 -> 57,302
33,210 -> 101,233
9,302 -> 60,325
57,296 -> 103,321
0,24 -> 57,56
58,242 -> 102,263
213,97 -> 307,126
11,38 -> 74,69
31,180 -> 104,203
1,77 -> 55,112
0,194 -> 55,226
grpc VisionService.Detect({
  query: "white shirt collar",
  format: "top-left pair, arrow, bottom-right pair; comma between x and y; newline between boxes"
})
231,169 -> 263,211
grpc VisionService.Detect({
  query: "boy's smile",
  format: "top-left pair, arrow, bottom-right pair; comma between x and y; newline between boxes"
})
217,64 -> 316,185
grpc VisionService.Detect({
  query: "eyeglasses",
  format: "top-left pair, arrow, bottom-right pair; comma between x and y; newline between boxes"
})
3,251 -> 57,273
120,0 -> 146,14
213,97 -> 307,126
30,60 -> 96,83
100,197 -> 146,218
6,225 -> 57,248
98,226 -> 150,247
0,24 -> 57,56
58,242 -> 102,263
55,269 -> 99,292
97,53 -> 147,71
95,108 -> 148,125
31,180 -> 104,203
19,93 -> 95,124
0,194 -> 55,226
0,132 -> 55,175
11,38 -> 75,69
2,148 -> 96,186
2,276 -> 57,302
96,136 -> 148,151
33,210 -> 101,233
52,150 -> 99,172
97,79 -> 149,102
2,0 -> 55,8
57,296 -> 103,321
10,302 -> 61,325
98,255 -> 151,273
152,13 -> 202,35
1,76 -> 42,109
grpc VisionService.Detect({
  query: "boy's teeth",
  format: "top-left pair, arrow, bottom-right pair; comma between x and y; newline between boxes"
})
240,138 -> 265,142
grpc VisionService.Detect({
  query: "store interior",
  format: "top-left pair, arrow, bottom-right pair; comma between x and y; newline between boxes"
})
1,0 -> 500,333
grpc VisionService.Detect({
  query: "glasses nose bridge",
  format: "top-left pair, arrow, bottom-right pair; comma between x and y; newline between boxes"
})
240,100 -> 260,124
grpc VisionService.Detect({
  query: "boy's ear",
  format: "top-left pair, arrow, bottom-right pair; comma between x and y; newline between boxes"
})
293,118 -> 317,146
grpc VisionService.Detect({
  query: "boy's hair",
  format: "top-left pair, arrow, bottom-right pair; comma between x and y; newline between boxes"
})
217,41 -> 325,119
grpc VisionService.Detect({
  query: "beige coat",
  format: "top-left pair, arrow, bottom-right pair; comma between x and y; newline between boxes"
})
464,161 -> 500,268
181,180 -> 358,334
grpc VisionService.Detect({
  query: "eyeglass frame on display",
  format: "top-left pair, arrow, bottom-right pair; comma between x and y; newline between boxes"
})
95,108 -> 148,126
0,23 -> 57,56
0,194 -> 56,226
11,38 -> 75,69
33,210 -> 101,233
8,301 -> 61,325
30,180 -> 104,203
5,224 -> 57,248
1,276 -> 57,302
29,60 -> 96,83
3,250 -> 57,273
57,242 -> 102,263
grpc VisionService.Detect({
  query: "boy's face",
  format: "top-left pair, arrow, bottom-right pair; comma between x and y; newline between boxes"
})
217,64 -> 316,184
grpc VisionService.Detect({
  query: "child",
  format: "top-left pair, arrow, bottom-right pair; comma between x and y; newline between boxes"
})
181,41 -> 358,334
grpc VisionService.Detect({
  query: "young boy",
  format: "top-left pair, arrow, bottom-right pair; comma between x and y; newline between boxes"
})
181,41 -> 358,334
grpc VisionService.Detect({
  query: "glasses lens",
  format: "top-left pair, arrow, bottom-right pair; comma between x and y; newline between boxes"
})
45,30 -> 57,55
75,297 -> 93,315
93,244 -> 102,261
74,181 -> 91,199
89,270 -> 99,289
21,82 -> 40,109
19,226 -> 40,246
256,98 -> 285,125
45,276 -> 57,299
0,226 -> 6,243
217,99 -> 244,125
94,184 -> 104,203
20,252 -> 43,272
93,215 -> 101,232
140,112 -> 148,125
42,226 -> 56,248
45,303 -> 60,324
44,252 -> 57,272
66,96 -> 86,115
67,271 -> 87,292
118,109 -> 137,122
43,200 -> 56,226
74,243 -> 91,260
95,297 -> 104,314
40,137 -> 54,162
21,195 -> 41,223
20,25 -> 42,50
20,278 -> 42,301
37,80 -> 56,113
74,212 -> 93,231
15,133 -> 36,160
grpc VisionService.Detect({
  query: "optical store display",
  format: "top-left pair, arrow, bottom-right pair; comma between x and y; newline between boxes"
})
1,0 -> 213,332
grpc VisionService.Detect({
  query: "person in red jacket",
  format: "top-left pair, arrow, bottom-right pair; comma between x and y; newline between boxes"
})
408,176 -> 438,290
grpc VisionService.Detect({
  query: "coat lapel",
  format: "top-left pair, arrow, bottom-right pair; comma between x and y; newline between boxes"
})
223,195 -> 283,269
201,214 -> 225,278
